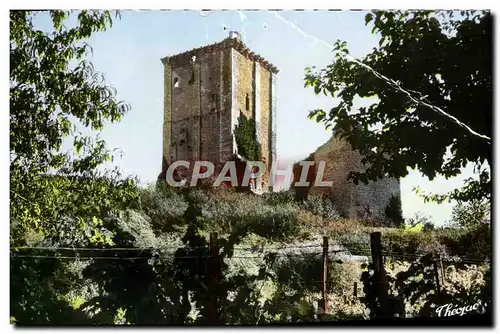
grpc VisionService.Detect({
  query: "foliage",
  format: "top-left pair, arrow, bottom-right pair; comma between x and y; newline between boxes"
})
450,198 -> 490,230
304,10 -> 492,203
180,186 -> 305,242
138,183 -> 188,234
262,189 -> 297,206
11,180 -> 493,324
360,254 -> 491,318
385,195 -> 403,227
234,113 -> 262,161
405,211 -> 433,229
437,223 -> 491,261
10,10 -> 138,243
9,9 -> 141,324
300,194 -> 342,220
335,232 -> 372,256
10,256 -> 90,324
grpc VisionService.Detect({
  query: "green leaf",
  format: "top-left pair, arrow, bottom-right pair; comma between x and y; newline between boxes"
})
365,13 -> 374,25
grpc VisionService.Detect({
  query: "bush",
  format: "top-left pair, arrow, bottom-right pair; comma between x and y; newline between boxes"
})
382,230 -> 444,256
301,194 -> 341,220
404,211 -> 433,229
437,224 -> 491,260
451,199 -> 491,230
385,194 -> 403,227
138,183 -> 188,233
262,190 -> 297,206
335,232 -> 371,256
184,187 -> 303,241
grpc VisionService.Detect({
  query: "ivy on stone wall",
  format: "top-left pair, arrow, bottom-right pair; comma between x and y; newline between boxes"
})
234,114 -> 262,161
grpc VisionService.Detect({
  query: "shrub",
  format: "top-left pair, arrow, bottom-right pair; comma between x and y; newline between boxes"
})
385,194 -> 403,227
187,188 -> 303,241
301,194 -> 341,220
335,232 -> 371,256
262,190 -> 296,206
451,199 -> 491,230
404,211 -> 433,229
382,230 -> 443,256
139,183 -> 188,233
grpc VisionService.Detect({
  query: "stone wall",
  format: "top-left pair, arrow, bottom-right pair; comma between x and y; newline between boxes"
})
259,65 -> 271,186
161,59 -> 172,174
232,48 -> 273,189
161,38 -> 276,189
292,135 -> 401,222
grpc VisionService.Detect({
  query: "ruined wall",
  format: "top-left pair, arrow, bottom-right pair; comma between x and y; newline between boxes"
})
292,135 -> 401,222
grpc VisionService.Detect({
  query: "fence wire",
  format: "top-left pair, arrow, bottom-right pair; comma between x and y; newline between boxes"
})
10,238 -> 490,323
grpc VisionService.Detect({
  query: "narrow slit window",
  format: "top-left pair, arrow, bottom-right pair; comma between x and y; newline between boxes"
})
245,93 -> 250,111
173,77 -> 179,88
188,71 -> 195,85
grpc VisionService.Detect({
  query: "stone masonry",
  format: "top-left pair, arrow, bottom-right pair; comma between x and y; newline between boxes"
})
160,32 -> 278,191
292,135 -> 401,221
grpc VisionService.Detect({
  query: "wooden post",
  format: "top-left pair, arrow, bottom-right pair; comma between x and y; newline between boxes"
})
439,255 -> 446,286
209,232 -> 219,324
321,236 -> 329,316
370,232 -> 389,318
433,261 -> 441,295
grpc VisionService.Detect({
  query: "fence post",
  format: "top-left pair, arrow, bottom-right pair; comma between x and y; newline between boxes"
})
439,255 -> 446,286
209,232 -> 219,324
433,260 -> 441,295
370,232 -> 389,318
321,236 -> 329,317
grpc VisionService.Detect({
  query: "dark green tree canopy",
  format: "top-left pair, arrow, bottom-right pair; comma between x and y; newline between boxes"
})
305,10 -> 491,202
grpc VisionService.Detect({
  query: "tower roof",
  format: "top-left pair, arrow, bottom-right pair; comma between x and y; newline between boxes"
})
160,33 -> 279,74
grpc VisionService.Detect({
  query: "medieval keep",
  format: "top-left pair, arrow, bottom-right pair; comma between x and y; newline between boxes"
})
160,31 -> 401,222
160,31 -> 277,192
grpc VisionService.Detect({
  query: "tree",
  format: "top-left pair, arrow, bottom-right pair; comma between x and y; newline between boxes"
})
10,10 -> 138,244
304,10 -> 492,203
10,10 -> 139,324
451,198 -> 490,230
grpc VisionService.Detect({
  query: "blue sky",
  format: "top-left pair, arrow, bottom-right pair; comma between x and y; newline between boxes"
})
34,10 -> 478,225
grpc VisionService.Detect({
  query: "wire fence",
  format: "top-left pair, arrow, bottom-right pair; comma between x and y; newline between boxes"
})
10,233 -> 490,323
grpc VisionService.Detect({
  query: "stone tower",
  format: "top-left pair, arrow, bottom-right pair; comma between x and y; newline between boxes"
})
160,32 -> 278,191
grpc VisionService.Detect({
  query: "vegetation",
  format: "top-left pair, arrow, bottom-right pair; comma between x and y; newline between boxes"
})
384,195 -> 404,227
360,254 -> 491,319
10,10 -> 139,245
10,9 -> 491,325
10,182 -> 491,324
451,198 -> 490,230
234,113 -> 262,161
304,10 -> 492,204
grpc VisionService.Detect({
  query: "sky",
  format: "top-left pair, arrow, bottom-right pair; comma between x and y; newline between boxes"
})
33,10 -> 480,225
